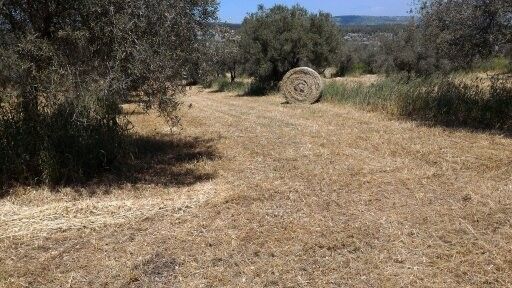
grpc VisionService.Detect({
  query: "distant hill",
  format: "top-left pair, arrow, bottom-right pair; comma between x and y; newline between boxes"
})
219,15 -> 412,30
219,23 -> 241,30
333,15 -> 412,26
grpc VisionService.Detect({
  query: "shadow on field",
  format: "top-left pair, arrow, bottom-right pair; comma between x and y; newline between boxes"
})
119,135 -> 218,187
208,88 -> 267,97
238,87 -> 269,97
201,79 -> 270,97
237,92 -> 268,97
0,135 -> 219,198
412,121 -> 512,139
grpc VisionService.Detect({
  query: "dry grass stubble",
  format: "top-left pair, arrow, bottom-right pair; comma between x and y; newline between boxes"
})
1,86 -> 512,287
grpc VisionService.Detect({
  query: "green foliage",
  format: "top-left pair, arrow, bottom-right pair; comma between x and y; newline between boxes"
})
474,57 -> 511,73
0,0 -> 218,188
215,27 -> 242,82
399,77 -> 512,131
187,25 -> 241,85
368,0 -> 512,76
340,1 -> 512,76
322,78 -> 401,111
337,22 -> 439,77
245,81 -> 273,96
507,46 -> 512,72
323,76 -> 512,133
212,78 -> 249,94
348,63 -> 368,76
239,4 -> 342,87
341,24 -> 408,35
337,47 -> 377,76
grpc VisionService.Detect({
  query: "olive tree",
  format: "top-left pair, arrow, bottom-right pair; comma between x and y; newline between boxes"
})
217,27 -> 241,82
239,5 -> 342,88
184,24 -> 241,86
417,0 -> 512,69
0,0 -> 218,186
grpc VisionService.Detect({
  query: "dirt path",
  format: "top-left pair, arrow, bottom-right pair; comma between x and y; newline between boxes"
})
1,88 -> 512,287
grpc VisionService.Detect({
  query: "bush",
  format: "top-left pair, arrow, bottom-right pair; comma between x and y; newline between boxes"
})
359,1 -> 512,76
208,77 -> 269,96
504,46 -> 512,72
212,78 -> 249,93
336,42 -> 376,76
323,76 -> 512,133
245,81 -> 273,96
323,77 -> 401,111
239,4 -> 342,88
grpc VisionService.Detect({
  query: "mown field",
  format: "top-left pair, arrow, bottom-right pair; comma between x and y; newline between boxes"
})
1,83 -> 511,287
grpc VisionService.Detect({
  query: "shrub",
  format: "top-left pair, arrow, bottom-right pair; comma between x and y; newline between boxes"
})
323,77 -> 402,111
418,0 -> 511,70
377,0 -> 512,76
361,1 -> 512,76
473,57 -> 511,73
245,81 -> 273,96
212,78 -> 249,93
504,46 -> 512,72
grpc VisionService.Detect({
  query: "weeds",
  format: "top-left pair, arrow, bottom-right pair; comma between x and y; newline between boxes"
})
473,57 -> 510,73
209,77 -> 272,96
212,78 -> 249,93
323,75 -> 512,133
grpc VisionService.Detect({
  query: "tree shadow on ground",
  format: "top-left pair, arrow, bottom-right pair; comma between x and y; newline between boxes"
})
208,88 -> 267,97
237,88 -> 269,97
0,134 -> 219,198
412,121 -> 512,139
118,134 -> 218,187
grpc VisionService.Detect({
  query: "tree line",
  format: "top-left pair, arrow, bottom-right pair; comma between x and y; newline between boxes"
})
205,0 -> 511,89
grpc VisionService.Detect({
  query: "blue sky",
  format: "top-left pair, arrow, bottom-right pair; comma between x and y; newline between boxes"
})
219,0 -> 413,23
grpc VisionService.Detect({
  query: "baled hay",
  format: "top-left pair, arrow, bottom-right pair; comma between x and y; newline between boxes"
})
280,67 -> 324,104
323,67 -> 338,79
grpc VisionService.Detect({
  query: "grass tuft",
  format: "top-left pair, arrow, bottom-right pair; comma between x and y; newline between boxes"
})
211,78 -> 249,94
473,57 -> 510,73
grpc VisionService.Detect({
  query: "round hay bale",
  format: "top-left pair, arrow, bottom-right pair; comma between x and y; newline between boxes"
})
280,67 -> 324,104
323,67 -> 338,79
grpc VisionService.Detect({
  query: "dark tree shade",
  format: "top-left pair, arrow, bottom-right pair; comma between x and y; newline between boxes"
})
0,0 -> 218,186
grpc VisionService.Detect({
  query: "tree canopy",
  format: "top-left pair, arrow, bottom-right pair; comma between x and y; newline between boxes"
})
0,0 -> 218,186
239,5 -> 342,86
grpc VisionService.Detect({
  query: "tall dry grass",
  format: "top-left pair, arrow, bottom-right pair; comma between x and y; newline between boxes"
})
322,75 -> 512,133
